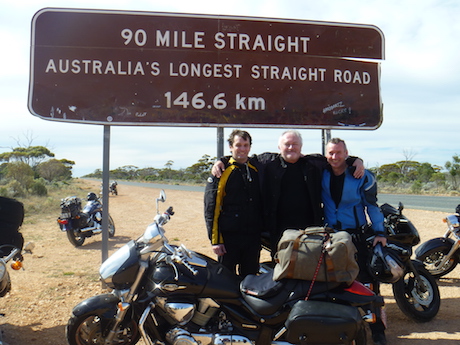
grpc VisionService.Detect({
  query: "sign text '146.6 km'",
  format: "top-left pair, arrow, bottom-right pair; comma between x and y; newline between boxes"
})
164,92 -> 266,111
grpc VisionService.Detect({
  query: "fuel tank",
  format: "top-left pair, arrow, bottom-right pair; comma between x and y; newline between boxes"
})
146,252 -> 240,299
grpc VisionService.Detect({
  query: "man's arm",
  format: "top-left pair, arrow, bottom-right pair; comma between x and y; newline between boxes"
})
361,171 -> 387,246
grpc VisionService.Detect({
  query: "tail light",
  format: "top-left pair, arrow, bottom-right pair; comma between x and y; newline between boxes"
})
343,281 -> 375,296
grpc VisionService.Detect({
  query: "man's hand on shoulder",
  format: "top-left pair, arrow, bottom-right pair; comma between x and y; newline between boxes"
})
212,161 -> 225,178
352,159 -> 365,179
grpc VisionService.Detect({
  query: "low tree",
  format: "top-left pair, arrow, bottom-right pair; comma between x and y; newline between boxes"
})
445,155 -> 460,189
36,158 -> 74,181
0,145 -> 55,168
5,161 -> 34,189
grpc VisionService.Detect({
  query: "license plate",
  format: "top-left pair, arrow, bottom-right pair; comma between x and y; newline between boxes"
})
61,212 -> 71,218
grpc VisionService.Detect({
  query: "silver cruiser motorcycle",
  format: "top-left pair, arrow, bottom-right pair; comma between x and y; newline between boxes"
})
415,204 -> 460,278
66,191 -> 383,345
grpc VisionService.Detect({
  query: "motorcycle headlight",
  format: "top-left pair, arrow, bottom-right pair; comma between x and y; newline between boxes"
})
100,241 -> 140,290
445,214 -> 460,228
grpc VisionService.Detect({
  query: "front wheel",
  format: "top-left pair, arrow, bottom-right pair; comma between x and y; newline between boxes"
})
417,246 -> 458,278
67,229 -> 85,247
108,215 -> 116,238
66,310 -> 140,345
392,260 -> 440,322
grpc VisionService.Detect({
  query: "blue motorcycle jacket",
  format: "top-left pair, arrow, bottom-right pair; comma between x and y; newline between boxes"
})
322,167 -> 385,234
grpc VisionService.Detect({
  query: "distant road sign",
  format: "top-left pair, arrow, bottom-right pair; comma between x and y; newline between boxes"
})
29,8 -> 384,129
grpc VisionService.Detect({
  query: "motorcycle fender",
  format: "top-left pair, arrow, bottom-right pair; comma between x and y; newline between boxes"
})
415,237 -> 456,259
59,223 -> 70,232
71,293 -> 119,319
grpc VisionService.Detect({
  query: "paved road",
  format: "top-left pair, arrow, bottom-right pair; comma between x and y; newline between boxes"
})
114,180 -> 460,213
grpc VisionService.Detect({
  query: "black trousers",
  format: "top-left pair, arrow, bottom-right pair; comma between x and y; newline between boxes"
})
219,233 -> 261,277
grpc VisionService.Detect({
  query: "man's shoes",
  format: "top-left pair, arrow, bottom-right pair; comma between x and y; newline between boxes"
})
372,331 -> 387,345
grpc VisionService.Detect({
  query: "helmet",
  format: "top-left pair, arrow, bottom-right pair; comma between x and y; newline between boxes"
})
368,243 -> 404,283
87,192 -> 97,201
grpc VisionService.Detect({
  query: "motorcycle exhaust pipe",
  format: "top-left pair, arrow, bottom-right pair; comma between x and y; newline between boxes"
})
79,226 -> 101,233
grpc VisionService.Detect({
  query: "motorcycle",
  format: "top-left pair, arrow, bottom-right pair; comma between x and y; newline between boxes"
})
66,191 -> 384,345
378,202 -> 440,322
110,181 -> 118,196
415,204 -> 460,278
0,242 -> 34,345
57,192 -> 115,247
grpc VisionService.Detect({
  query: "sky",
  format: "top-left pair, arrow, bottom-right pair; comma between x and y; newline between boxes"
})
1,0 -> 459,177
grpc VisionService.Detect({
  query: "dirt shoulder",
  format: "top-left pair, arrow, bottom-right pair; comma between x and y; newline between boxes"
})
1,179 -> 460,344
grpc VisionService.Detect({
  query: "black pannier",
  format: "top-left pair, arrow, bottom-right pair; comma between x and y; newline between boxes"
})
0,196 -> 25,252
285,300 -> 362,344
60,196 -> 82,218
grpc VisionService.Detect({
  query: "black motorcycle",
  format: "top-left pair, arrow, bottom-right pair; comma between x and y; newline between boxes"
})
57,192 -> 115,247
415,205 -> 460,278
378,202 -> 440,322
66,191 -> 384,345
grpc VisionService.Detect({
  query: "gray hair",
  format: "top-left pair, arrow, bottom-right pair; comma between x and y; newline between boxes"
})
279,130 -> 303,146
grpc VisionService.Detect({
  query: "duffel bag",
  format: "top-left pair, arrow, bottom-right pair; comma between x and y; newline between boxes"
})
273,227 -> 359,285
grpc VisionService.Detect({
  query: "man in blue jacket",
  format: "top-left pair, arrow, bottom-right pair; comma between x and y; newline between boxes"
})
322,137 -> 387,345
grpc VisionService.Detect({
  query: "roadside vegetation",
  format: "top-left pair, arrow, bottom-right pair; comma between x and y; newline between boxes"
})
1,138 -> 460,216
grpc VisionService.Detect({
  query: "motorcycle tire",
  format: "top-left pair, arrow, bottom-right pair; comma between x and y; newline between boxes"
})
66,308 -> 140,345
417,246 -> 458,278
392,260 -> 440,322
108,215 -> 116,238
67,229 -> 85,247
354,324 -> 368,345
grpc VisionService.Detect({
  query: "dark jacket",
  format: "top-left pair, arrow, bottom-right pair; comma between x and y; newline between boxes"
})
204,158 -> 263,245
252,153 -> 327,243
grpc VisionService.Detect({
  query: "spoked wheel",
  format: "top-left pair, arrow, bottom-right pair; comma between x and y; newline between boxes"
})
108,215 -> 116,238
417,247 -> 458,278
66,311 -> 140,345
67,229 -> 85,247
392,260 -> 440,322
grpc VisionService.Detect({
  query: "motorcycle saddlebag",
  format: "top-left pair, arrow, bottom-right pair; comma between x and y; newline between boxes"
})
0,197 -> 25,252
285,300 -> 361,345
60,196 -> 82,217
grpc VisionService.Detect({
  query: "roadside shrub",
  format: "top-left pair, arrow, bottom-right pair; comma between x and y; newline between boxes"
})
30,180 -> 48,196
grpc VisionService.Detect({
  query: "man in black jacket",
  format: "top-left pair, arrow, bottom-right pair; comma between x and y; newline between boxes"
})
204,130 -> 263,277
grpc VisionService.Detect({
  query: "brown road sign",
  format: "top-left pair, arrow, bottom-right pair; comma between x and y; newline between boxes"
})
29,8 -> 384,129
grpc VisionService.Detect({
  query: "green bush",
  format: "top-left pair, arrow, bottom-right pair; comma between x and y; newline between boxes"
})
30,180 -> 48,196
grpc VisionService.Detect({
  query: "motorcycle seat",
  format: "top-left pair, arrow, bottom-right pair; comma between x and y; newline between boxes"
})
240,271 -> 341,316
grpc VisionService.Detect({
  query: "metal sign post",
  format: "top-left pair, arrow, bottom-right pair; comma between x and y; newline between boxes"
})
101,125 -> 110,261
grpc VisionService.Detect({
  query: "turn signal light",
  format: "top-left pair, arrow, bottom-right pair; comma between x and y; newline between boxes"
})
11,261 -> 23,270
58,218 -> 69,225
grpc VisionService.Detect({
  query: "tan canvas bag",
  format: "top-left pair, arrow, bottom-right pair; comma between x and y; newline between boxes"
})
273,227 -> 359,285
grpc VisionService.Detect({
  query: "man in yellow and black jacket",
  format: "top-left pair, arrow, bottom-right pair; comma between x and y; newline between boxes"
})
204,130 -> 263,277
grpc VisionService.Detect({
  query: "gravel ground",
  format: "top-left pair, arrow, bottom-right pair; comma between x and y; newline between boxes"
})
1,179 -> 459,344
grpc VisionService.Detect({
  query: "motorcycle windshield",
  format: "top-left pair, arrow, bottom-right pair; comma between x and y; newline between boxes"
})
100,241 -> 136,284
